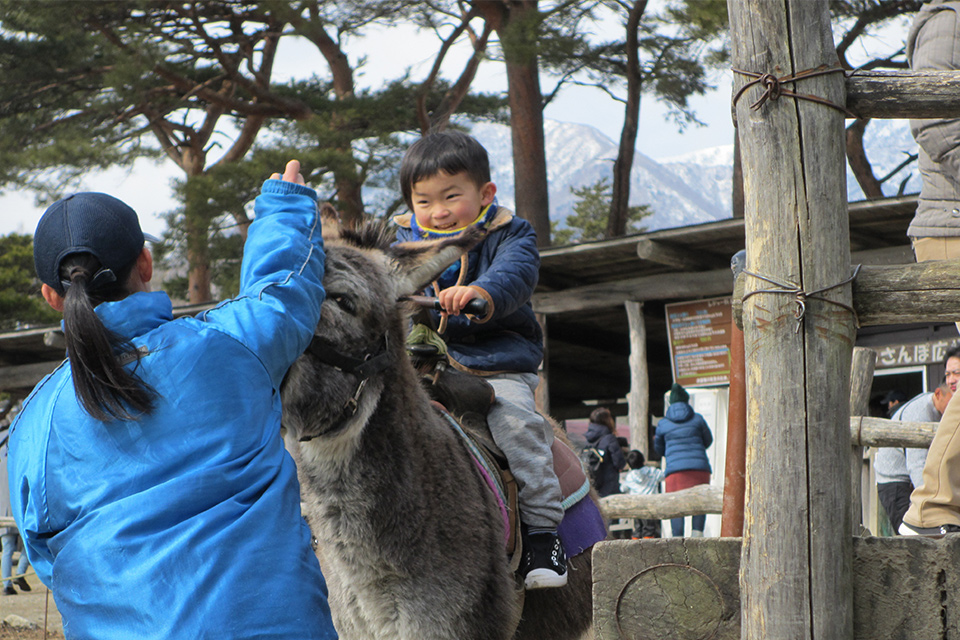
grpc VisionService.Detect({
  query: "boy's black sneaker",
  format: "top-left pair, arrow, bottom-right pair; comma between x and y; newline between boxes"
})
899,521 -> 960,537
520,531 -> 567,590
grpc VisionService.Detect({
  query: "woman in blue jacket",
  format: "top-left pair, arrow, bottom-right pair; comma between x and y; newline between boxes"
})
8,161 -> 337,640
654,383 -> 713,537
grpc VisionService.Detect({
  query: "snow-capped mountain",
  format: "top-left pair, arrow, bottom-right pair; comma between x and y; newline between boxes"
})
464,117 -> 919,234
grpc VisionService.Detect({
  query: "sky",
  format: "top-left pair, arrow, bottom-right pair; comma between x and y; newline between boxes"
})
0,5 -> 907,239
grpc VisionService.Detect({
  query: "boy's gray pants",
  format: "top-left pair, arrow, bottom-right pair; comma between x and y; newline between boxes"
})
486,372 -> 565,529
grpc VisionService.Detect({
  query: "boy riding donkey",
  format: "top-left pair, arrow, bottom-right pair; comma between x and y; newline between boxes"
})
393,131 -> 591,589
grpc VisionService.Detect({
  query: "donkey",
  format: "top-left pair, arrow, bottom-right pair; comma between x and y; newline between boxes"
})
280,219 -> 598,640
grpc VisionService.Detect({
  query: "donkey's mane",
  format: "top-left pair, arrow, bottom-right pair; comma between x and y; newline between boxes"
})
337,217 -> 397,251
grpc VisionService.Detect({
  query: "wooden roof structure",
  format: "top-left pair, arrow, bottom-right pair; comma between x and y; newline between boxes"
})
0,195 -> 919,421
535,194 -> 917,419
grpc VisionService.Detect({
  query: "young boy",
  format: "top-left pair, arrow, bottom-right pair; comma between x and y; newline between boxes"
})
393,130 -> 567,589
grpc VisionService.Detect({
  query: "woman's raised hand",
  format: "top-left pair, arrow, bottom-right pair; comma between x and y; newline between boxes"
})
270,159 -> 305,185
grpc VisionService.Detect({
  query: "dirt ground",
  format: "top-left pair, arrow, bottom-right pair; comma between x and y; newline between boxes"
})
0,569 -> 63,640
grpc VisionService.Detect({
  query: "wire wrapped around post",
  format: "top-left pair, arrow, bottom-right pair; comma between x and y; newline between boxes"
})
739,264 -> 862,333
732,65 -> 854,117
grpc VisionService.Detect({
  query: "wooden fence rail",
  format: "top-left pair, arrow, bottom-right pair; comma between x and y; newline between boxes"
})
599,415 -> 937,521
0,416 -> 936,531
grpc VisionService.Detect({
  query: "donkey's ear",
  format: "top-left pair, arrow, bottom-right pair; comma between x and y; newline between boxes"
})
391,226 -> 486,296
320,203 -> 343,242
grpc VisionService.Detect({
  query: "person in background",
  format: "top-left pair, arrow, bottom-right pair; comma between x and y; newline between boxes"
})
7,161 -> 338,638
876,381 -> 953,534
1,426 -> 30,596
899,343 -> 960,535
584,407 -> 627,498
880,389 -> 909,418
655,383 -> 713,537
621,449 -> 664,539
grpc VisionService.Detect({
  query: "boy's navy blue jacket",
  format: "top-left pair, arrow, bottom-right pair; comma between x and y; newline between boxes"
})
654,401 -> 713,476
393,205 -> 544,375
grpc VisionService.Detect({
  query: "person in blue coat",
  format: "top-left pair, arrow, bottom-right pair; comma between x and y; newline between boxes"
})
654,383 -> 713,537
8,161 -> 338,639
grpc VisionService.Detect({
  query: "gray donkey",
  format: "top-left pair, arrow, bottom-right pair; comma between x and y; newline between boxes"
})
280,220 -> 597,640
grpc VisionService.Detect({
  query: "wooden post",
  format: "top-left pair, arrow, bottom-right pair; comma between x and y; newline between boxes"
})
625,301 -> 649,457
729,0 -> 854,638
721,320 -> 747,537
849,347 -> 877,534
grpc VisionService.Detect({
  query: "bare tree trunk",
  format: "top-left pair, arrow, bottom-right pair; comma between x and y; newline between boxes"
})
608,0 -> 647,238
846,118 -> 885,199
475,0 -> 551,247
181,147 -> 212,304
290,11 -> 366,227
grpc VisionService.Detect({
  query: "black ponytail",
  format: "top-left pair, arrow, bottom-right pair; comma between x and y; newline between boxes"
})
60,253 -> 156,422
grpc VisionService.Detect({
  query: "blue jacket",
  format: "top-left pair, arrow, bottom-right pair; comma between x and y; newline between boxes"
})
394,205 -> 543,375
654,401 -> 713,476
584,421 -> 626,497
8,180 -> 337,640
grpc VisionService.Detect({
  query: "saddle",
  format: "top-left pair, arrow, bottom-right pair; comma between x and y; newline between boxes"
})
418,363 -> 591,570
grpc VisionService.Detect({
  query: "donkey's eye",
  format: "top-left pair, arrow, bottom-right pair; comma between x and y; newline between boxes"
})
330,294 -> 356,314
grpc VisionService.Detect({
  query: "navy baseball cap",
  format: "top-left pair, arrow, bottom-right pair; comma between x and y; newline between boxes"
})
33,192 -> 159,296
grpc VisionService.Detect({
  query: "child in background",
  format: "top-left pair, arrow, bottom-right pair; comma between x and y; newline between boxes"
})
393,130 -> 567,589
621,449 -> 665,539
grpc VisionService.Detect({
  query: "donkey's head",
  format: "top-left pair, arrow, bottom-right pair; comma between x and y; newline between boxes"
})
281,212 -> 483,444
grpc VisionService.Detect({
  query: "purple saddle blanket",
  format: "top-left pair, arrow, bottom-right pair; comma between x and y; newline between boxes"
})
558,493 -> 608,558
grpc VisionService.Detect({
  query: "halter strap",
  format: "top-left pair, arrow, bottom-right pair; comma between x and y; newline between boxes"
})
297,334 -> 391,442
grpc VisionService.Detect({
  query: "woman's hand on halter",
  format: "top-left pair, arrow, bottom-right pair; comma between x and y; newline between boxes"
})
270,159 -> 306,186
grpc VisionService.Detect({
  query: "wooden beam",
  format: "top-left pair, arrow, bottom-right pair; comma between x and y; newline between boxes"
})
733,258 -> 960,328
853,259 -> 960,326
625,301 -> 649,457
846,70 -> 960,119
0,361 -> 61,391
534,268 -> 732,313
601,483 -> 722,519
635,238 -> 728,271
850,415 -> 936,448
536,245 -> 914,316
849,347 -> 877,533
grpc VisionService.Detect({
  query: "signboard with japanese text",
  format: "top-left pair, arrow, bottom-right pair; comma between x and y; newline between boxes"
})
665,297 -> 732,387
870,337 -> 960,369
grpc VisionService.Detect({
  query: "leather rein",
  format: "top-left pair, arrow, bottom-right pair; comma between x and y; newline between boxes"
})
297,333 -> 391,441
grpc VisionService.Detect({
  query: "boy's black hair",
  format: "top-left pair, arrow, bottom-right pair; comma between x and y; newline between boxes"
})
400,131 -> 491,209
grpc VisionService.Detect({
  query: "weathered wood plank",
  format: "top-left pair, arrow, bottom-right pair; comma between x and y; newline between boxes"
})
635,238 -> 728,271
601,483 -> 722,519
535,245 -> 916,316
730,0 -> 853,638
850,348 -> 877,533
851,415 -> 937,448
593,537 -> 955,640
846,70 -> 960,119
593,539 -> 741,640
533,268 -> 732,314
733,259 -> 960,328
625,301 -> 649,457
0,360 -> 62,391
